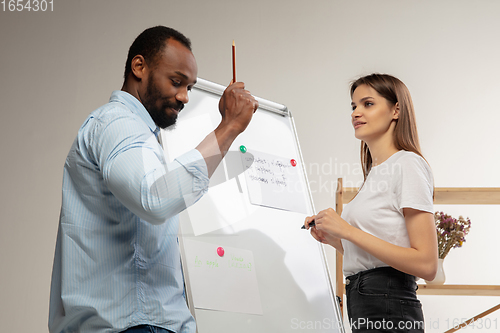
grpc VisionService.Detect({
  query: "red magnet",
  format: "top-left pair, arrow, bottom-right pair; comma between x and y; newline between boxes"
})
290,159 -> 297,167
217,247 -> 225,257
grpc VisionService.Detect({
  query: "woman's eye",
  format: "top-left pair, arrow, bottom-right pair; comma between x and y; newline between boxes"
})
365,101 -> 373,107
351,105 -> 356,111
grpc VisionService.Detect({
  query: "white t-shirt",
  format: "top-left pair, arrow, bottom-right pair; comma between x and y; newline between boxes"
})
341,150 -> 434,277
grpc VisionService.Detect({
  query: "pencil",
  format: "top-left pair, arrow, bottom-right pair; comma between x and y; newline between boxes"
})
232,40 -> 236,83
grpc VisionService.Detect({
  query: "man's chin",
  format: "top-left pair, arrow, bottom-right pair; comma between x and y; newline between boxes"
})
162,122 -> 177,131
155,114 -> 177,130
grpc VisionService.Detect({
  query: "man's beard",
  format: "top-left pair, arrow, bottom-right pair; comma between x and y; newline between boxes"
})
142,75 -> 184,129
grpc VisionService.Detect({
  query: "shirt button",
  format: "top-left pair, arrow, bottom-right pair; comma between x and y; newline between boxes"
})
345,279 -> 350,285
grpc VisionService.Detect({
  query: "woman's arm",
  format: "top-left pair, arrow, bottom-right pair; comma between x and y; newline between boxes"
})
313,207 -> 438,280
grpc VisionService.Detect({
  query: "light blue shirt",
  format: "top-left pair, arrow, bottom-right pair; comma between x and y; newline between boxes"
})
49,91 -> 209,333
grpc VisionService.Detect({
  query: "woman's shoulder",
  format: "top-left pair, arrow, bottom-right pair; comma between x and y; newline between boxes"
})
392,150 -> 429,167
391,150 -> 433,181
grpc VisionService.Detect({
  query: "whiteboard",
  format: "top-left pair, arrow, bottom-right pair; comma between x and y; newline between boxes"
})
161,78 -> 344,333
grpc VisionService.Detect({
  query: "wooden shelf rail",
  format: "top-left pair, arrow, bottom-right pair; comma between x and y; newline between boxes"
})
341,187 -> 500,205
417,284 -> 500,296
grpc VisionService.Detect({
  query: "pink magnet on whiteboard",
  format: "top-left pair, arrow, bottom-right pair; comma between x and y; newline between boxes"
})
290,159 -> 297,167
217,247 -> 225,257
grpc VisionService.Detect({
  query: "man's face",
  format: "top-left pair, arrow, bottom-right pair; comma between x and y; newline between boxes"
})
141,39 -> 198,129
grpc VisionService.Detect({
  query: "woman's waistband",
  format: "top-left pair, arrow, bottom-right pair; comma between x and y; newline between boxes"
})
345,266 -> 416,287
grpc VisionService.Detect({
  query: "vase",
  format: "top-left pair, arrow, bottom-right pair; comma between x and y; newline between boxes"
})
425,258 -> 446,285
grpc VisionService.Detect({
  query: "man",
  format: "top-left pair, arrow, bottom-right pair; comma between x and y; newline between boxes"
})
49,26 -> 258,333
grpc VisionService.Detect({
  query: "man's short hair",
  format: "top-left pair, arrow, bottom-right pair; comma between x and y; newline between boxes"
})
124,26 -> 192,79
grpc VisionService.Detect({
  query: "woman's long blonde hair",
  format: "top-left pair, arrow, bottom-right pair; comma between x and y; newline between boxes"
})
350,74 -> 423,179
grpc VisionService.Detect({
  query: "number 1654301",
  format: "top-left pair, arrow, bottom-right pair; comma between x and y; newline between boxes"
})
2,0 -> 53,12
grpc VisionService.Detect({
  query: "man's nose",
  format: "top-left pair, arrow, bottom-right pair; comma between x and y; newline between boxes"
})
176,88 -> 189,104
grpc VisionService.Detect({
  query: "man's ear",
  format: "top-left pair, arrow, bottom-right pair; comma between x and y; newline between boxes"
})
130,55 -> 147,80
393,102 -> 400,120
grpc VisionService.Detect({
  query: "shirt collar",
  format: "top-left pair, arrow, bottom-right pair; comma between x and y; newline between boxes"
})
109,90 -> 159,134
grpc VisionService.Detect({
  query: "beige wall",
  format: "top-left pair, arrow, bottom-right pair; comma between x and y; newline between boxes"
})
1,1 -> 499,332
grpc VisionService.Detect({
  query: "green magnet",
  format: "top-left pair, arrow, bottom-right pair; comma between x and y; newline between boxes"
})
239,145 -> 247,153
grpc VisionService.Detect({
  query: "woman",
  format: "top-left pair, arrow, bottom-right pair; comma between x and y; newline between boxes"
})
304,74 -> 437,332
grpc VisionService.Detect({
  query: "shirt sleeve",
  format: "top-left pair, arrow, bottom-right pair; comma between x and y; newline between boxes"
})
89,110 -> 209,225
393,153 -> 434,214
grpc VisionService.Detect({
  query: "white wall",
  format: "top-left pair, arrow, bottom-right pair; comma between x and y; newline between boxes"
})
1,1 -> 499,332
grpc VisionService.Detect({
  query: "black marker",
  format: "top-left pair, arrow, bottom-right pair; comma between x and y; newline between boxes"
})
301,220 -> 315,229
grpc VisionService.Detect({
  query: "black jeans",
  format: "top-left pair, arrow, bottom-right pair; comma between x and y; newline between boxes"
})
346,267 -> 425,333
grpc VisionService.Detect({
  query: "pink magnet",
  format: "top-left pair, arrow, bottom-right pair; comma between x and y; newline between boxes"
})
217,247 -> 225,257
290,159 -> 297,167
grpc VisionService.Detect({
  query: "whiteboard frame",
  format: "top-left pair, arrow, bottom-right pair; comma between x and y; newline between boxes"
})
194,78 -> 289,116
173,78 -> 344,332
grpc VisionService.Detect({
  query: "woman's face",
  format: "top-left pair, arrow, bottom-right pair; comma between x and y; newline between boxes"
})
350,84 -> 399,144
